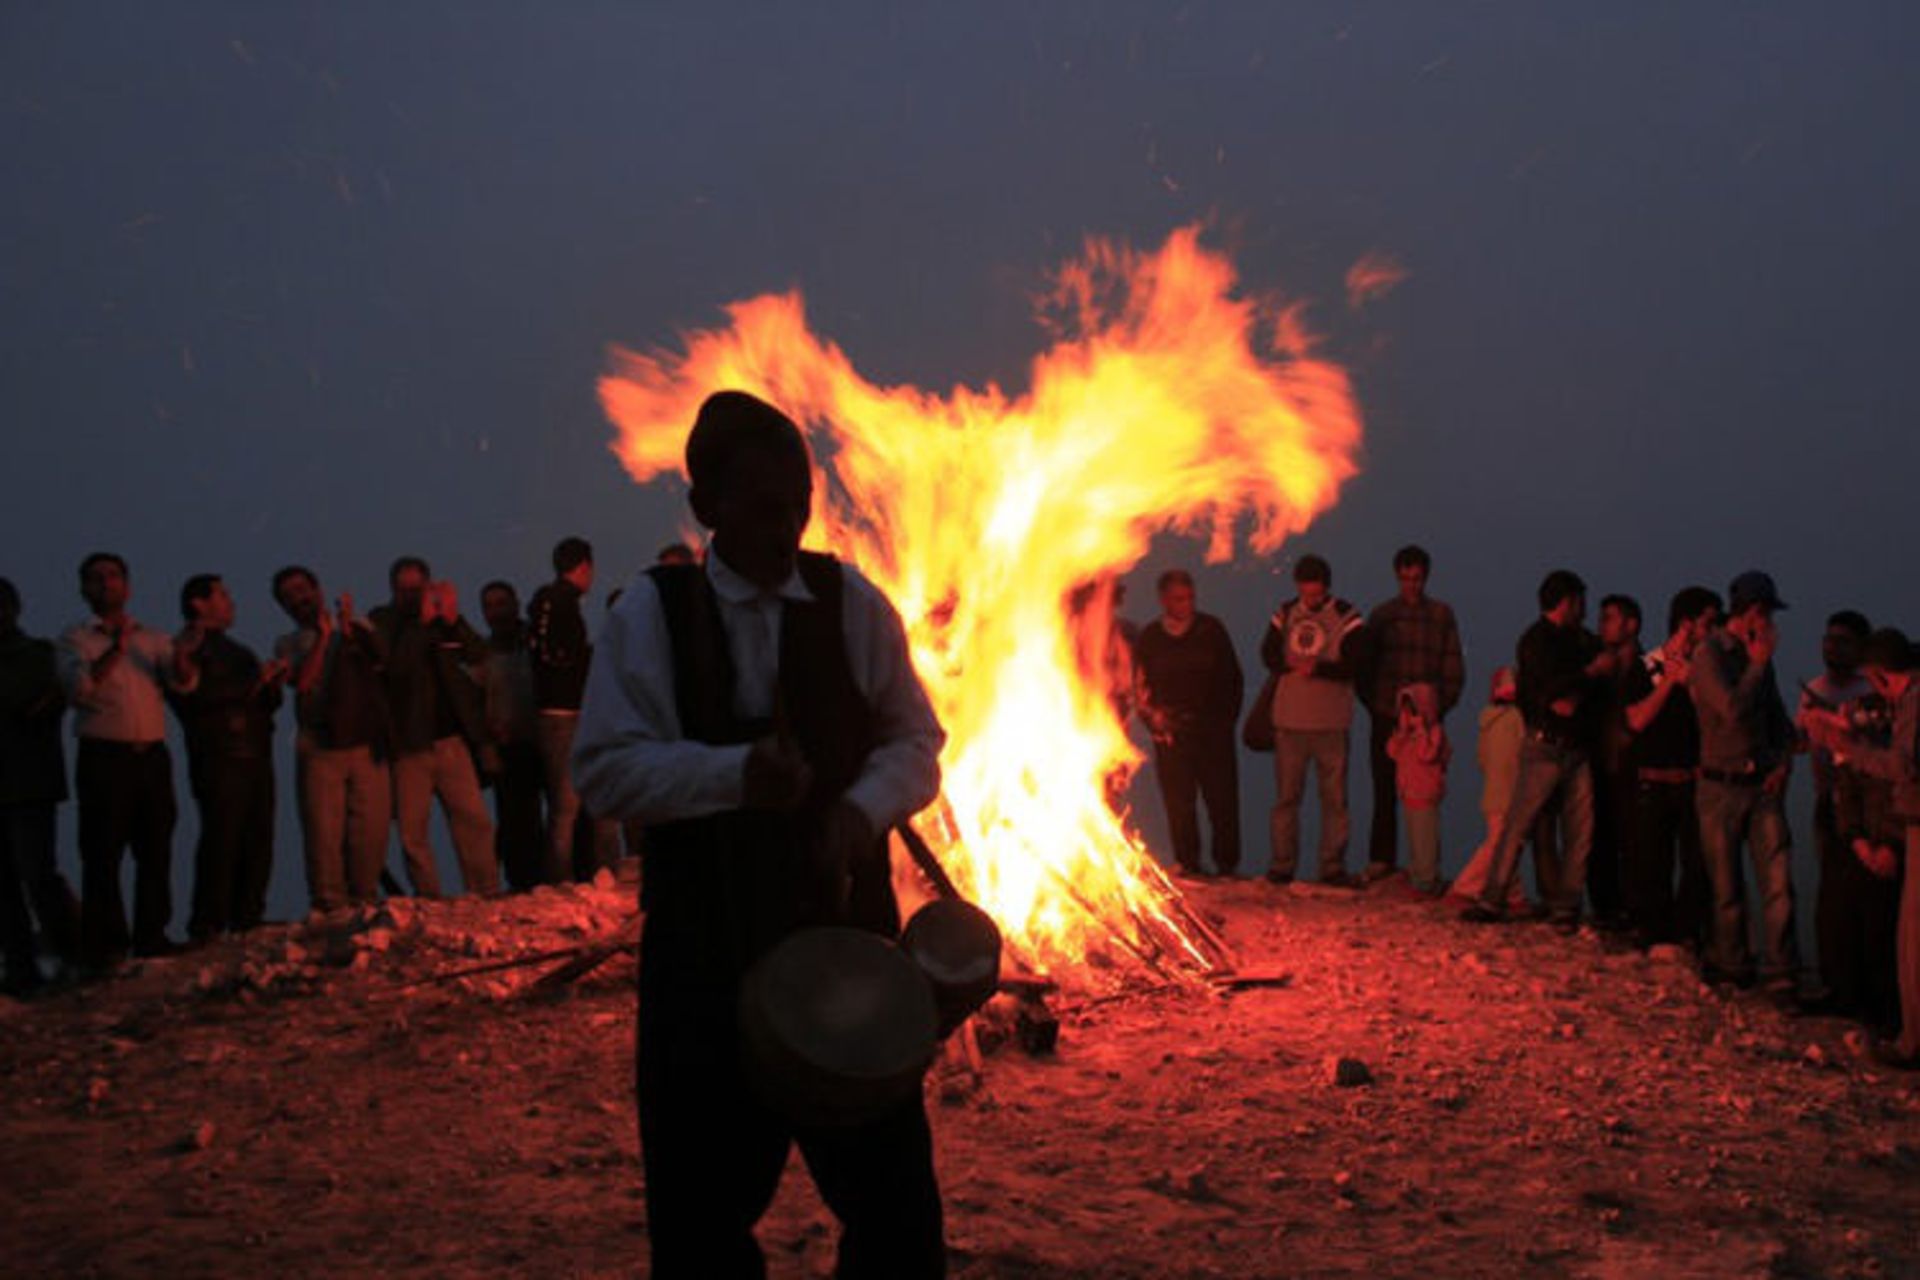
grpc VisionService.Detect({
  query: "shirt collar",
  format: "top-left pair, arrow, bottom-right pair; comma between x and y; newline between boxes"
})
705,547 -> 814,607
88,614 -> 142,635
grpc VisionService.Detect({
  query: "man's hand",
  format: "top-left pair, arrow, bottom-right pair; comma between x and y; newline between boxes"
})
1549,695 -> 1579,718
1854,837 -> 1900,880
176,622 -> 207,658
257,657 -> 292,689
743,734 -> 813,810
1761,763 -> 1790,797
1743,615 -> 1778,667
1662,654 -> 1691,687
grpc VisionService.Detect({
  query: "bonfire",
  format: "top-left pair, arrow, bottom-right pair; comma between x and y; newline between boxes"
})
599,226 -> 1363,989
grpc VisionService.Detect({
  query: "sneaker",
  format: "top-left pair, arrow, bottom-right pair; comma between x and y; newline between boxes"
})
1172,866 -> 1208,882
1549,915 -> 1581,937
1319,872 -> 1362,890
1264,870 -> 1295,887
1458,903 -> 1506,924
131,937 -> 186,959
1361,861 -> 1396,884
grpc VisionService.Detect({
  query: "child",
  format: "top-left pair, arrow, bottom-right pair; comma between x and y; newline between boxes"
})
1386,681 -> 1450,893
1447,667 -> 1532,912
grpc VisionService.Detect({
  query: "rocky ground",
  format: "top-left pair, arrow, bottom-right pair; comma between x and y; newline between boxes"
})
4,868 -> 1919,1278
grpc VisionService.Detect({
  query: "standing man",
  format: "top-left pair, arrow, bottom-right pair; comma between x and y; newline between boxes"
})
1463,570 -> 1612,931
169,575 -> 286,941
0,579 -> 80,994
1133,570 -> 1244,879
370,558 -> 497,898
528,536 -> 619,882
273,567 -> 393,914
1798,611 -> 1877,1014
574,391 -> 948,1276
1262,555 -> 1365,887
481,580 -> 546,891
1690,570 -> 1799,997
1620,587 -> 1717,950
1358,545 -> 1464,883
56,553 -> 201,967
1804,628 -> 1920,1066
1588,594 -> 1644,931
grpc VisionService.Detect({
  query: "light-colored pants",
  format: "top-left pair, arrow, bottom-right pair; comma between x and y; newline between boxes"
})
393,736 -> 498,898
1482,737 -> 1593,922
1269,729 -> 1349,880
1696,778 -> 1797,983
1453,812 -> 1531,910
1403,803 -> 1441,891
537,712 -> 619,883
295,736 -> 391,911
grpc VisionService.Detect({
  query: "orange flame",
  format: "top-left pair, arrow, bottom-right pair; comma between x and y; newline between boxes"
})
599,226 -> 1362,982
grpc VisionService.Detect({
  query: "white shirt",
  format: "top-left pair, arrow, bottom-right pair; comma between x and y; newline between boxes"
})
572,550 -> 945,831
57,616 -> 195,743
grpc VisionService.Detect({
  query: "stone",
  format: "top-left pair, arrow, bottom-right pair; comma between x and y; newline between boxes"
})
1328,1057 -> 1373,1087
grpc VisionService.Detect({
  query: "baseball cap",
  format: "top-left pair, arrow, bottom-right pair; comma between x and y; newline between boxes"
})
1727,570 -> 1788,614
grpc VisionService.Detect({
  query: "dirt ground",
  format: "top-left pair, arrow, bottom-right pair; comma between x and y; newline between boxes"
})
4,869 -> 1919,1279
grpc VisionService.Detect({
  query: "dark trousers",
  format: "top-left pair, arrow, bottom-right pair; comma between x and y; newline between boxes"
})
1367,710 -> 1397,867
1587,766 -> 1632,923
1626,779 -> 1707,947
76,740 -> 177,960
186,753 -> 275,939
1814,794 -> 1900,1025
0,802 -> 80,981
492,740 -> 547,892
1153,725 -> 1241,874
637,924 -> 945,1279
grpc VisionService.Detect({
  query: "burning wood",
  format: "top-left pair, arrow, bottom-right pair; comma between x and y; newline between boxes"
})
600,226 -> 1363,986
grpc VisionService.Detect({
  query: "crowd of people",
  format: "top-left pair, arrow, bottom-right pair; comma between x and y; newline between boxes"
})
1126,549 -> 1919,1067
0,537 -> 697,996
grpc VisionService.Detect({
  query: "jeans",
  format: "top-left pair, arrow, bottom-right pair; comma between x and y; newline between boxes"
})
1269,729 -> 1350,880
1152,725 -> 1241,874
296,737 -> 392,910
1696,778 -> 1798,983
1480,737 -> 1593,922
392,736 -> 498,897
536,713 -> 619,883
492,739 -> 548,892
0,802 -> 79,979
185,752 -> 275,938
1366,710 -> 1398,868
76,739 -> 177,960
1626,779 -> 1707,948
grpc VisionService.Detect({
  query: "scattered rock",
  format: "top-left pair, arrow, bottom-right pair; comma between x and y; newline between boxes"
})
1327,1057 -> 1373,1088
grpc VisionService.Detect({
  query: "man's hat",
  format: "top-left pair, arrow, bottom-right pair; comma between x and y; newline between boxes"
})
1728,570 -> 1787,614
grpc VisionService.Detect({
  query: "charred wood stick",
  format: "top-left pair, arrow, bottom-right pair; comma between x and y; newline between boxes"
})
382,937 -> 636,994
1035,864 -> 1177,981
894,822 -> 962,901
529,938 -> 638,991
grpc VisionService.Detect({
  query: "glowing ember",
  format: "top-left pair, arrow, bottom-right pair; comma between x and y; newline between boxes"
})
599,226 -> 1363,983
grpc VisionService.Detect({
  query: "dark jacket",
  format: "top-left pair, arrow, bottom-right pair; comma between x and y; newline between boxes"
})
1134,613 -> 1243,735
368,605 -> 489,756
167,631 -> 280,761
0,630 -> 68,806
527,579 -> 592,712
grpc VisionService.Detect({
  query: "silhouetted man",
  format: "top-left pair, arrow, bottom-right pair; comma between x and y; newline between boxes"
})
273,567 -> 393,912
0,578 -> 80,994
56,553 -> 200,967
1690,570 -> 1799,997
1134,570 -> 1243,878
169,575 -> 285,940
370,557 -> 497,897
1588,593 -> 1643,930
1262,555 -> 1364,887
1357,545 -> 1463,882
1464,570 -> 1612,931
528,536 -> 618,882
482,580 -> 545,891
1620,587 -> 1717,949
575,390 -> 948,1278
1799,610 -> 1880,1016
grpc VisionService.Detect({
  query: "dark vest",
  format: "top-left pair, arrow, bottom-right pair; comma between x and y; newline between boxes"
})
644,552 -> 897,989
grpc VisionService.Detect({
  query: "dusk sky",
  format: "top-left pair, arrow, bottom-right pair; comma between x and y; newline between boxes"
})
5,2 -> 1918,906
